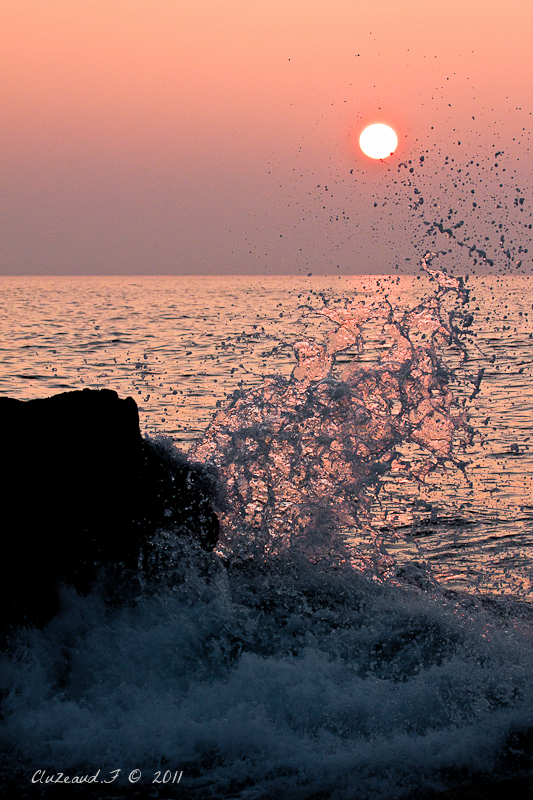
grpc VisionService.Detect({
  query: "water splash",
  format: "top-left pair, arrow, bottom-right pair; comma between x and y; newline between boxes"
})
2,273 -> 533,800
191,258 -> 476,572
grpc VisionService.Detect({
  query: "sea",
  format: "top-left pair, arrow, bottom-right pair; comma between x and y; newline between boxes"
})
1,269 -> 533,799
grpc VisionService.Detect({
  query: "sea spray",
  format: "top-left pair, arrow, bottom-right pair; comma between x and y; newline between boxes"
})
191,257 -> 477,575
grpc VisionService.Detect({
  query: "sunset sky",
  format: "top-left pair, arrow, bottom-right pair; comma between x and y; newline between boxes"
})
1,0 -> 532,275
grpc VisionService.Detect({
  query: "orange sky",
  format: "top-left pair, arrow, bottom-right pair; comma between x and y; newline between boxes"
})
1,0 -> 532,274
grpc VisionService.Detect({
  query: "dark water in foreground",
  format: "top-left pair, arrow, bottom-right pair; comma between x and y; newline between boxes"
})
1,272 -> 533,798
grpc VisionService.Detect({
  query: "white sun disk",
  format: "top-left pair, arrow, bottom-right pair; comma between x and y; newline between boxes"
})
359,124 -> 398,159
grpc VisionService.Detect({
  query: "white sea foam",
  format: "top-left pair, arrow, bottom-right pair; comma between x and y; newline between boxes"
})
2,542 -> 533,798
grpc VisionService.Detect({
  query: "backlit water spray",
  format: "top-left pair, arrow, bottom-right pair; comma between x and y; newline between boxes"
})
192,256 -> 476,579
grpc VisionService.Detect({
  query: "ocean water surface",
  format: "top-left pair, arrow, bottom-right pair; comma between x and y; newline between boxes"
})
1,271 -> 533,798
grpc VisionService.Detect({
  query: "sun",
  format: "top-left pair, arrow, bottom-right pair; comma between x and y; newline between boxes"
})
359,123 -> 398,159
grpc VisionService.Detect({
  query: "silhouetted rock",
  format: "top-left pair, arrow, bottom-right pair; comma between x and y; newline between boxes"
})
0,389 -> 219,631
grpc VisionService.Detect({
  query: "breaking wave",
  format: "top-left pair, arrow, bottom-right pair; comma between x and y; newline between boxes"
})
2,261 -> 533,800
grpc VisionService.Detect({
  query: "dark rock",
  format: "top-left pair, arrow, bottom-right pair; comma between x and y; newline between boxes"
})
0,389 -> 218,631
